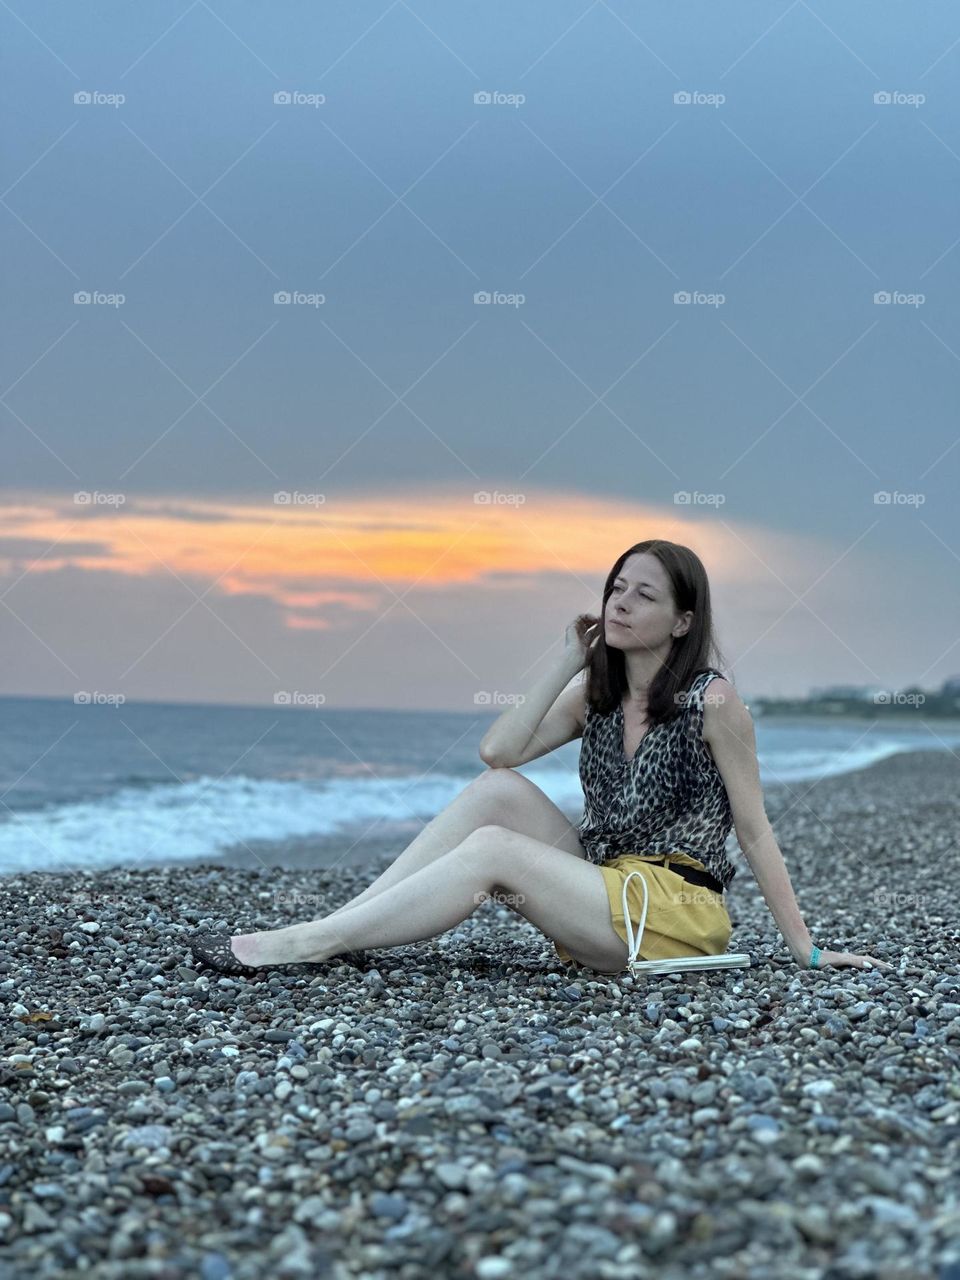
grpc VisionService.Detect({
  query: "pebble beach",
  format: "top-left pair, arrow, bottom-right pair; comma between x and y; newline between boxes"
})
1,747 -> 959,1280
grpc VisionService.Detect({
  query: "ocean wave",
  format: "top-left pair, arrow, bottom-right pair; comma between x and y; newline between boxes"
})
0,764 -> 586,874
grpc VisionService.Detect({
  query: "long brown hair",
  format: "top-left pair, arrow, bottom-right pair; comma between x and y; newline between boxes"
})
575,539 -> 731,724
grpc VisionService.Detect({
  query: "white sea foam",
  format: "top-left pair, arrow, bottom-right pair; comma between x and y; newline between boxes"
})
0,765 -> 586,874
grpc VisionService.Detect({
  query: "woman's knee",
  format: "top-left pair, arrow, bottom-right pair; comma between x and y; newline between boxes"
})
469,768 -> 583,857
467,766 -> 546,827
459,822 -> 515,851
456,824 -> 526,875
469,766 -> 529,802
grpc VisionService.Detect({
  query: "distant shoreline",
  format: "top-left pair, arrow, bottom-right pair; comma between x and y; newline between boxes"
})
4,691 -> 960,725
753,710 -> 960,731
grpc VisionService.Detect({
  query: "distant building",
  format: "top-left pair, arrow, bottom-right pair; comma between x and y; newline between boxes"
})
809,684 -> 888,702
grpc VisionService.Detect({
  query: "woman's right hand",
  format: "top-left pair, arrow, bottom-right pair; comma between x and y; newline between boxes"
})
566,614 -> 601,671
808,949 -> 893,972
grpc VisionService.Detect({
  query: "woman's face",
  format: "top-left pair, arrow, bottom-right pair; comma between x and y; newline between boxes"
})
603,552 -> 684,651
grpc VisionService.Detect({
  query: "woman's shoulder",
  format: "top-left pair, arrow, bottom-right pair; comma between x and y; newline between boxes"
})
682,669 -> 742,723
689,671 -> 752,744
693,665 -> 727,682
685,667 -> 726,700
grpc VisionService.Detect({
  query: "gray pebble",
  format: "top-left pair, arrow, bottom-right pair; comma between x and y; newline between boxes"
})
22,1202 -> 57,1233
120,1124 -> 172,1151
745,1113 -> 782,1143
345,1119 -> 375,1142
292,1195 -> 328,1227
369,1192 -> 408,1220
434,1162 -> 469,1190
199,1253 -> 233,1280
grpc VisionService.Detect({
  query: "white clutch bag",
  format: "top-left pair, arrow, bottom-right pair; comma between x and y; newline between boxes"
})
626,952 -> 754,976
620,867 -> 753,977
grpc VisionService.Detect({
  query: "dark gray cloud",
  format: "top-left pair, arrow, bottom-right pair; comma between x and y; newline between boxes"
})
0,537 -> 111,559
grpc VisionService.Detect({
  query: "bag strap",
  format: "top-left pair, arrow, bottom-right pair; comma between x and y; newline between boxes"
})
620,868 -> 651,971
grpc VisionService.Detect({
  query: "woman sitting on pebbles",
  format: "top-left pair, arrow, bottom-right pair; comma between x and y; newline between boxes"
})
190,539 -> 891,978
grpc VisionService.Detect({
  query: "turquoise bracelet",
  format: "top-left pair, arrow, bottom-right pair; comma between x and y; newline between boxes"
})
809,945 -> 821,968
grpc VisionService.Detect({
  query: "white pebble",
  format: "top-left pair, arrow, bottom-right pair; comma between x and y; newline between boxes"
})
803,1080 -> 836,1097
476,1259 -> 513,1279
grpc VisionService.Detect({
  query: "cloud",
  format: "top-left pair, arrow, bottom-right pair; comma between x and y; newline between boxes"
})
3,484 -> 899,706
0,486 -> 824,609
0,537 -> 111,560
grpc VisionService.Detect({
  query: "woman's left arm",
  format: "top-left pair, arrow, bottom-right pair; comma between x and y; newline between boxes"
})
703,680 -> 893,972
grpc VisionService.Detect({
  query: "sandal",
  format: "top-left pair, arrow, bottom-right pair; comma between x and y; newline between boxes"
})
188,931 -> 369,977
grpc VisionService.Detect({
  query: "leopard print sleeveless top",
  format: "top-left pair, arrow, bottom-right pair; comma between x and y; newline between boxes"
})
577,667 -> 737,889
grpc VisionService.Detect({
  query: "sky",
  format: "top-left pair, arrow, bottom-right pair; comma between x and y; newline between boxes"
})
2,1 -> 960,709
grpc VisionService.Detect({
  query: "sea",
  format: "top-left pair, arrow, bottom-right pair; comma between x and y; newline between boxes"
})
2,695 -> 959,877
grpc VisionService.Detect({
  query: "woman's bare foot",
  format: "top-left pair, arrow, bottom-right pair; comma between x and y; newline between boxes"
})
229,922 -> 328,966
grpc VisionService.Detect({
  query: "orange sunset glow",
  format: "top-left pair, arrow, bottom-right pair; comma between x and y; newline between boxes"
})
0,490 -> 782,628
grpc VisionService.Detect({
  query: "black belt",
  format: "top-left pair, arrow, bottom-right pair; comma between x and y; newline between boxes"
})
642,856 -> 724,895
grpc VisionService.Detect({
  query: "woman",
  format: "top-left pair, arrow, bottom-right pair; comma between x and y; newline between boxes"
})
190,539 -> 891,976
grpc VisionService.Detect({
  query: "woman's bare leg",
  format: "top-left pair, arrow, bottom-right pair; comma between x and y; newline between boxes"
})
324,767 -> 584,917
233,825 -> 627,973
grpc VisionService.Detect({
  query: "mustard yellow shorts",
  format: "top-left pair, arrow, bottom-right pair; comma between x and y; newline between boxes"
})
554,851 -> 733,971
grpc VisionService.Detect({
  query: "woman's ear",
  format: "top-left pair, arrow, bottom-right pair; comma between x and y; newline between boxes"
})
673,609 -> 694,638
